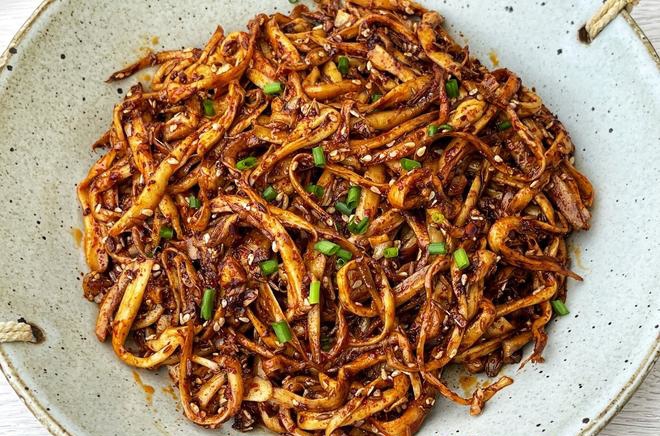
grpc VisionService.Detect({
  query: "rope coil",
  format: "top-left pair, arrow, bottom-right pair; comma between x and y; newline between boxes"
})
0,321 -> 36,343
580,0 -> 638,43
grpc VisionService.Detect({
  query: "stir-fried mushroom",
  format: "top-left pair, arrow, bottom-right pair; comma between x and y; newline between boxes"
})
78,1 -> 593,434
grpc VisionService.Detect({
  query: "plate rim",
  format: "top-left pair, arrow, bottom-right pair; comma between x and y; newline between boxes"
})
0,1 -> 658,436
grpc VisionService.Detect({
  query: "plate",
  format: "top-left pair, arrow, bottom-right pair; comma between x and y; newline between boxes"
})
0,1 -> 658,435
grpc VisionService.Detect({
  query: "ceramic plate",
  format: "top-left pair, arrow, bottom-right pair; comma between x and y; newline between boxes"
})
0,1 -> 658,435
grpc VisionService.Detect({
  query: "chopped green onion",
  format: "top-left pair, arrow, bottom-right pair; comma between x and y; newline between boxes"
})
236,156 -> 258,170
497,120 -> 512,131
187,195 -> 201,209
263,82 -> 283,95
271,320 -> 292,343
347,216 -> 369,234
453,248 -> 470,270
309,281 -> 321,304
427,124 -> 439,136
260,259 -> 278,276
431,211 -> 446,224
337,56 -> 350,76
400,158 -> 422,171
262,185 -> 277,201
314,240 -> 340,255
446,78 -> 459,98
428,242 -> 447,255
438,123 -> 453,132
551,300 -> 570,316
306,184 -> 324,198
370,93 -> 382,103
159,226 -> 174,240
200,288 -> 216,321
337,258 -> 347,267
335,201 -> 353,216
312,146 -> 326,167
202,99 -> 216,117
384,247 -> 399,258
346,186 -> 361,209
336,249 -> 352,262
321,336 -> 332,351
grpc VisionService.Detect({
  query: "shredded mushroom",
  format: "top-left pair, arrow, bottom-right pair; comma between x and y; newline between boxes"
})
79,0 -> 593,434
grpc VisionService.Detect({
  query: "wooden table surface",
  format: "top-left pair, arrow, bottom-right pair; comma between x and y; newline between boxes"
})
0,0 -> 658,435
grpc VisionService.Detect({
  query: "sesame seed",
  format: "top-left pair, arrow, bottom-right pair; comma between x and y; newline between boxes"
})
114,207 -> 123,213
389,150 -> 397,158
167,157 -> 179,165
416,146 -> 427,157
493,155 -> 503,163
169,124 -> 177,132
291,161 -> 299,171
141,208 -> 154,216
221,299 -> 228,308
272,241 -> 278,252
461,274 -> 468,286
203,233 -> 210,244
152,264 -> 161,271
94,203 -> 102,213
370,186 -> 381,194
238,317 -> 249,323
361,154 -> 373,162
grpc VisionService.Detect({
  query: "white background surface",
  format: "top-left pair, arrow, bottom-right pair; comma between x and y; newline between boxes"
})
0,0 -> 658,435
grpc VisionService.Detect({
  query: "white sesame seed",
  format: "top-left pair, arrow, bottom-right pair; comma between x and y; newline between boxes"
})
167,157 -> 179,165
493,154 -> 503,163
292,399 -> 300,406
152,264 -> 161,271
203,233 -> 210,244
221,299 -> 228,308
272,241 -> 278,252
169,124 -> 177,132
404,142 -> 415,148
94,203 -> 102,213
329,150 -> 339,157
361,155 -> 372,162
461,273 -> 468,286
238,317 -> 249,323
327,207 -> 336,214
247,253 -> 254,265
530,180 -> 539,188
291,161 -> 299,171
388,150 -> 397,158
114,207 -> 123,213
211,123 -> 220,130
370,186 -> 381,194
141,208 -> 153,216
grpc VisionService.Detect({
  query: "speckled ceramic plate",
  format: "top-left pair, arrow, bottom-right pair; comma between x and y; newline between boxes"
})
0,1 -> 658,435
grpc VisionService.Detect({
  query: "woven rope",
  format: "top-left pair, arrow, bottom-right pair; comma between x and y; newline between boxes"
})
0,321 -> 35,343
580,0 -> 638,43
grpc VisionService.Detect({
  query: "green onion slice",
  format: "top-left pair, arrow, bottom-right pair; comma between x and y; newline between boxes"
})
262,185 -> 277,201
383,247 -> 399,258
159,226 -> 174,240
202,99 -> 215,117
335,201 -> 352,216
263,82 -> 283,95
551,300 -> 570,316
309,281 -> 321,304
497,120 -> 512,131
260,259 -> 278,276
337,56 -> 350,75
336,249 -> 352,262
346,186 -> 361,209
188,195 -> 201,209
370,93 -> 382,103
427,124 -> 438,136
306,184 -> 324,198
200,288 -> 216,321
312,146 -> 326,167
271,320 -> 292,343
236,157 -> 258,170
428,242 -> 447,255
453,248 -> 470,270
400,158 -> 422,171
446,78 -> 459,98
347,216 -> 369,234
438,123 -> 453,132
314,240 -> 340,255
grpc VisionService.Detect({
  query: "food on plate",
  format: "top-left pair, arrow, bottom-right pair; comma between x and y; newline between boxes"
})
78,0 -> 594,433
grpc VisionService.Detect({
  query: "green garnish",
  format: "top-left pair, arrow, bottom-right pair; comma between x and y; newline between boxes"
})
271,320 -> 292,343
446,78 -> 459,98
370,93 -> 382,103
383,247 -> 399,258
497,120 -> 512,131
347,216 -> 369,235
159,226 -> 174,240
335,201 -> 353,216
314,240 -> 340,255
400,158 -> 422,171
346,186 -> 361,209
306,184 -> 324,198
428,242 -> 447,255
337,56 -> 350,76
263,82 -> 283,95
187,195 -> 201,209
453,248 -> 470,270
262,185 -> 277,201
200,288 -> 216,321
236,157 -> 258,170
309,281 -> 321,304
202,99 -> 215,117
551,300 -> 570,316
260,259 -> 278,276
312,146 -> 326,167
